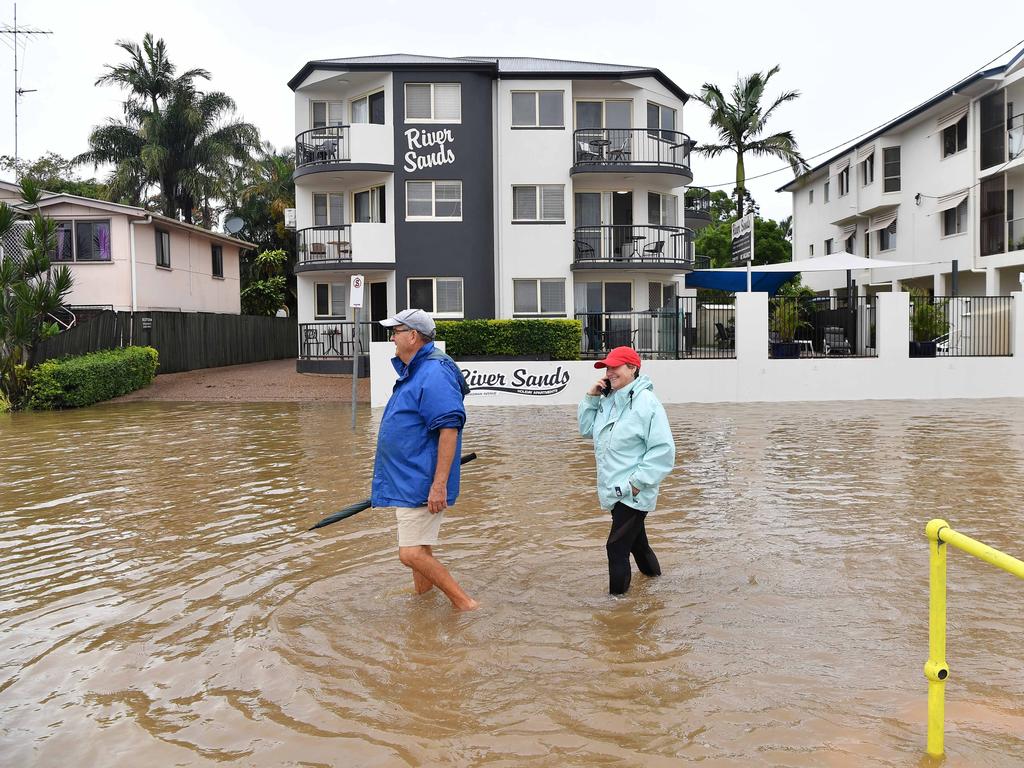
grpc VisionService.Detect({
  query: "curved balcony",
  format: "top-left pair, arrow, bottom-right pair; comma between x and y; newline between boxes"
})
684,187 -> 712,228
571,128 -> 693,183
295,225 -> 396,272
294,125 -> 394,179
571,225 -> 696,270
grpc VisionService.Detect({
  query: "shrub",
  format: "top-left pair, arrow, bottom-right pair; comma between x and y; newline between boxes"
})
26,346 -> 159,409
0,389 -> 9,413
909,290 -> 949,342
434,319 -> 582,359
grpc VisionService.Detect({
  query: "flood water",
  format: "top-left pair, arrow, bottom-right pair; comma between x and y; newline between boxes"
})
2,399 -> 1024,766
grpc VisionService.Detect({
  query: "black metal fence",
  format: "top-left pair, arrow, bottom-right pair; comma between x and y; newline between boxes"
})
573,225 -> 695,265
768,296 -> 876,358
31,310 -> 298,373
572,128 -> 691,169
299,321 -> 386,359
295,126 -> 350,168
296,225 -> 353,266
909,295 -> 1013,357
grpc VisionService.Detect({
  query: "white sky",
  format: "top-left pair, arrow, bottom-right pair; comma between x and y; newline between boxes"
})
3,0 -> 1024,221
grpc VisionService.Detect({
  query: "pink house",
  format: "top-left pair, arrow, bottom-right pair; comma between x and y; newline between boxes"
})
1,182 -> 254,314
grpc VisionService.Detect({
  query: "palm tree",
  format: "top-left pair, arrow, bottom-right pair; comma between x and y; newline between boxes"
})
95,33 -> 208,116
696,65 -> 810,218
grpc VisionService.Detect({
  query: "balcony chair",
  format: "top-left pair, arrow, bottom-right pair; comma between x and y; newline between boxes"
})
642,240 -> 665,258
309,242 -> 328,261
584,325 -> 607,354
714,322 -> 735,349
577,141 -> 600,162
574,240 -> 596,260
302,327 -> 325,358
607,136 -> 631,161
823,326 -> 852,356
314,139 -> 339,162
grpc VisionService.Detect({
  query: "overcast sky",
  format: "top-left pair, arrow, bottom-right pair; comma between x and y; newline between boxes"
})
3,0 -> 1023,221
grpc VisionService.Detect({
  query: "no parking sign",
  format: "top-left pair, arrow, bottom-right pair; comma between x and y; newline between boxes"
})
350,274 -> 364,308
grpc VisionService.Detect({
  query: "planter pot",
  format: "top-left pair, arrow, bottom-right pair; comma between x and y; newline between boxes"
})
909,341 -> 937,358
770,341 -> 801,359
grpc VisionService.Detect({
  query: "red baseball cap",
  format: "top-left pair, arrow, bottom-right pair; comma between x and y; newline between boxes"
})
594,346 -> 642,369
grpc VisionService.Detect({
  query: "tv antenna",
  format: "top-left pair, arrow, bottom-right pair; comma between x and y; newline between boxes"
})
1,3 -> 52,177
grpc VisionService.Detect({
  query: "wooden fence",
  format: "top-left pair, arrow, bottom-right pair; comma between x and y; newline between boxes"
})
31,310 -> 297,374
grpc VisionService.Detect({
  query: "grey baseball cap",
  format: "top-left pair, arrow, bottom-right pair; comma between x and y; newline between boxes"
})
379,308 -> 436,338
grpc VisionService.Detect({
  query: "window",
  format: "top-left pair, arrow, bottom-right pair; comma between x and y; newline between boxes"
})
883,147 -> 901,192
838,166 -> 850,197
405,83 -> 461,122
825,238 -> 833,255
879,219 -> 897,251
511,91 -> 563,127
513,185 -> 565,222
942,200 -> 968,236
354,186 -> 386,223
351,91 -> 385,125
808,189 -> 814,205
313,193 -> 345,225
50,220 -> 112,262
824,181 -> 830,202
408,277 -> 464,317
648,280 -> 676,309
861,153 -> 874,186
646,102 -> 676,140
809,243 -> 814,257
315,282 -> 348,318
406,181 -> 462,220
865,231 -> 870,256
311,101 -> 344,129
943,115 -> 968,157
513,279 -> 566,315
575,100 -> 631,129
211,245 -> 223,278
155,229 -> 171,268
647,192 -> 678,226
845,235 -> 856,254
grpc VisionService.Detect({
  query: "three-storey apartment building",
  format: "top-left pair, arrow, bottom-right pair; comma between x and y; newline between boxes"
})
288,54 -> 706,372
780,46 -> 1024,299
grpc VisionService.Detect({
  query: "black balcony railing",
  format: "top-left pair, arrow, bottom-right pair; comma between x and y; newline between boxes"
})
295,126 -> 350,168
768,296 -> 877,358
572,128 -> 691,170
684,188 -> 712,217
299,321 -> 386,359
909,296 -> 1013,357
573,225 -> 695,265
296,226 -> 353,266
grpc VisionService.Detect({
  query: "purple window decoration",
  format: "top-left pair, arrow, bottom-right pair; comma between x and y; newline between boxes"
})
74,220 -> 112,261
52,222 -> 74,261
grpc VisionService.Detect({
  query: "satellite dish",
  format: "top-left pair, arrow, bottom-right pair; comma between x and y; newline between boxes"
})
224,215 -> 245,235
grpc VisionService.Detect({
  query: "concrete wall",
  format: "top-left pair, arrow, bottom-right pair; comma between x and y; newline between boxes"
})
370,292 -> 1024,407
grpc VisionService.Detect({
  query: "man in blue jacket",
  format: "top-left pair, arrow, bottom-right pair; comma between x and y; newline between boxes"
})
371,308 -> 478,610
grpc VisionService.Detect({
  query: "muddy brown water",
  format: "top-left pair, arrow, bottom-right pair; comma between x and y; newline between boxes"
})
2,399 -> 1024,767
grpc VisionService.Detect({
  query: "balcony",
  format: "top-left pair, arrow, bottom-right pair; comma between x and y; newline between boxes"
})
294,125 -> 394,178
684,187 -> 712,228
295,225 -> 396,272
572,224 -> 697,270
571,128 -> 693,183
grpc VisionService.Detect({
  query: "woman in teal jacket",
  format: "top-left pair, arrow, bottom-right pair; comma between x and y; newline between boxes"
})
578,346 -> 675,595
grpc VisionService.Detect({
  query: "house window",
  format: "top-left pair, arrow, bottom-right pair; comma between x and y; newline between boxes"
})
354,186 -> 386,223
648,280 -> 676,309
845,235 -> 856,254
808,189 -> 814,204
647,192 -> 678,226
405,83 -> 461,123
513,279 -> 566,315
646,102 -> 677,140
942,200 -> 968,236
879,219 -> 897,251
315,282 -> 348,318
861,153 -> 874,186
865,231 -> 870,256
824,181 -> 830,202
408,277 -> 464,317
311,101 -> 344,129
211,244 -> 223,278
351,90 -> 385,125
809,243 -> 814,257
838,166 -> 850,197
575,100 -> 632,130
511,91 -> 564,127
156,229 -> 171,268
825,238 -> 833,255
313,193 -> 345,225
50,220 -> 112,262
943,115 -> 968,157
513,185 -> 565,222
883,147 -> 901,192
406,180 -> 462,220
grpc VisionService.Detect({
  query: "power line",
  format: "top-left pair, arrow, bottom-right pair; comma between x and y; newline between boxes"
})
695,37 -> 1024,192
0,3 -> 52,175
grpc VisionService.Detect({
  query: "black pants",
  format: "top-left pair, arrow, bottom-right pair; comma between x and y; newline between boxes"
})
606,502 -> 661,595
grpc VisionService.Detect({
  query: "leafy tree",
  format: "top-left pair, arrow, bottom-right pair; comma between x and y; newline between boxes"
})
240,249 -> 287,316
695,215 -> 793,268
695,65 -> 810,218
0,180 -> 74,408
0,153 -> 108,200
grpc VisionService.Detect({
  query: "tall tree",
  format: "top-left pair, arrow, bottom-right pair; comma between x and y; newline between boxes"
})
695,65 -> 810,218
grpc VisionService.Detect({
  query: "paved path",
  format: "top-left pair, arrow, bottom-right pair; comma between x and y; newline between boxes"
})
113,359 -> 371,403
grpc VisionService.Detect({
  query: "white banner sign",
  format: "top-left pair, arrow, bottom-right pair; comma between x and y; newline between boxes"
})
350,274 -> 364,308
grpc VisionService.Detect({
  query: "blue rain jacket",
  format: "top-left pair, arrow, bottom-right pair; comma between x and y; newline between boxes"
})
372,342 -> 467,508
578,375 -> 675,512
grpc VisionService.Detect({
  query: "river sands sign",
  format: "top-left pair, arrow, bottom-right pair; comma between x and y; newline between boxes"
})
404,128 -> 456,172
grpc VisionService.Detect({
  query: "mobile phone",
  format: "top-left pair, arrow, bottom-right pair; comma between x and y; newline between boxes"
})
600,378 -> 611,396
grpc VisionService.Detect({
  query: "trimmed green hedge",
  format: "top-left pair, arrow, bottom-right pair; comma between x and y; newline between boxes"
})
26,346 -> 159,410
434,319 -> 581,359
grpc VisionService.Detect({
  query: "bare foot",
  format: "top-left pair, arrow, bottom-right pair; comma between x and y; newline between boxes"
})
456,598 -> 480,611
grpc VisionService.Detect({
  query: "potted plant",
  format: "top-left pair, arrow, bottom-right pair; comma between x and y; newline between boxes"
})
770,300 -> 804,359
909,290 -> 949,357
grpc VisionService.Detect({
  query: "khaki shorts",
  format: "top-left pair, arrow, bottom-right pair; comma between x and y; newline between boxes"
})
395,506 -> 445,547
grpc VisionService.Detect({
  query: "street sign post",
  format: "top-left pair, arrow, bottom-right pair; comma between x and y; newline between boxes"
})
350,275 -> 365,429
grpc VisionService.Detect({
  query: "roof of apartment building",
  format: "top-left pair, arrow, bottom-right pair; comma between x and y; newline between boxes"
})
777,45 -> 1024,193
287,53 -> 689,102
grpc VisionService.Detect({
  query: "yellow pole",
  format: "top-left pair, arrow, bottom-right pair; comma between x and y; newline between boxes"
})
940,527 -> 1024,579
925,519 -> 950,757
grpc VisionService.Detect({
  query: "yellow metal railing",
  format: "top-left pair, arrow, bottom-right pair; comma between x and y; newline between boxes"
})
924,518 -> 1024,757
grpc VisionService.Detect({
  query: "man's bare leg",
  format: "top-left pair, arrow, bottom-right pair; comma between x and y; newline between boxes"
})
412,546 -> 434,594
399,545 -> 479,610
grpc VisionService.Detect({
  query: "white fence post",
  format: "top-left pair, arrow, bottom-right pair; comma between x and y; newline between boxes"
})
735,292 -> 769,364
876,292 -> 910,360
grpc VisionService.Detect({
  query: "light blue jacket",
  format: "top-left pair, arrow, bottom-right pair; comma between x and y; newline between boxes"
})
578,375 -> 675,512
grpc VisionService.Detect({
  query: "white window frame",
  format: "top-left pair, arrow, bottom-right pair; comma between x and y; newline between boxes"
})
511,90 -> 564,128
941,200 -> 968,237
808,188 -> 814,204
646,101 -> 677,140
353,185 -> 386,224
155,228 -> 171,269
311,100 -> 344,129
350,89 -> 386,125
314,281 -> 349,319
883,147 -> 901,193
809,243 -> 814,257
648,280 -> 676,309
513,184 -> 565,222
861,153 -> 874,186
824,238 -> 833,255
573,98 -> 633,129
838,166 -> 850,197
313,192 -> 346,226
405,83 -> 462,123
824,180 -> 831,203
845,235 -> 856,255
647,192 -> 679,226
405,180 -> 462,221
942,115 -> 968,158
513,278 -> 566,316
407,277 -> 464,318
878,220 -> 897,252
